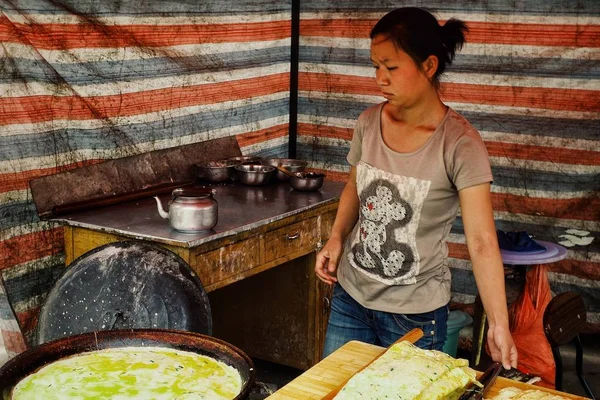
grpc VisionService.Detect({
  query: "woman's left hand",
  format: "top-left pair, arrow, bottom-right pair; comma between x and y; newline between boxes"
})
458,183 -> 518,370
487,323 -> 518,370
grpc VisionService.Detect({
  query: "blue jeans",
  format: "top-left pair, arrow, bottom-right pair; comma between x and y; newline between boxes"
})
323,284 -> 449,358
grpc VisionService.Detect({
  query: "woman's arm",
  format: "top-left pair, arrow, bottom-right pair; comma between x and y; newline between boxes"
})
315,166 -> 360,285
459,182 -> 518,369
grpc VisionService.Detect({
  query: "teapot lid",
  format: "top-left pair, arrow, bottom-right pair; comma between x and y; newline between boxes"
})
172,187 -> 213,198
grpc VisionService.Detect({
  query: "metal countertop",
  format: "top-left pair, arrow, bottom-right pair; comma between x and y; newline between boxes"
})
54,181 -> 345,248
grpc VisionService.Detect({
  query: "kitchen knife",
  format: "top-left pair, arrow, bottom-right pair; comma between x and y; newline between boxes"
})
458,362 -> 503,400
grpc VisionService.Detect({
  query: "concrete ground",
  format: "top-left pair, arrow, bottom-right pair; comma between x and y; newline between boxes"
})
250,358 -> 302,398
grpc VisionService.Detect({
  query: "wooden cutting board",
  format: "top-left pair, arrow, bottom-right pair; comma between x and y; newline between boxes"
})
268,338 -> 588,400
321,328 -> 423,399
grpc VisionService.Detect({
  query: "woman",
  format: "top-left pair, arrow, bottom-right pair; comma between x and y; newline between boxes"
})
314,7 -> 518,370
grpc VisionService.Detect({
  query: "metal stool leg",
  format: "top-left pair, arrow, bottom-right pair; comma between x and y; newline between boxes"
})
575,335 -> 597,400
552,346 -> 564,391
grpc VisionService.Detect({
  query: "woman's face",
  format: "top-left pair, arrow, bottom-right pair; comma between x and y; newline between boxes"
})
370,34 -> 434,108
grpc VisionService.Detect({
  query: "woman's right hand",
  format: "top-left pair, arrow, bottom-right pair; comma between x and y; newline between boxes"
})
315,166 -> 359,286
315,237 -> 343,285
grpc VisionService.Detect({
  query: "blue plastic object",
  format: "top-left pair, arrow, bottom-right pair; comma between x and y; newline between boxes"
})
496,230 -> 546,253
443,310 -> 473,358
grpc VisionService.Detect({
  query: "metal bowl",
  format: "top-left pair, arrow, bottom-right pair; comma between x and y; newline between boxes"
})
261,158 -> 308,181
196,159 -> 239,183
227,156 -> 263,165
289,172 -> 325,192
234,164 -> 275,186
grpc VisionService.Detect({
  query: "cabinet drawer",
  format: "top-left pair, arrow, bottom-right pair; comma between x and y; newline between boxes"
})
264,217 -> 319,263
193,236 -> 261,288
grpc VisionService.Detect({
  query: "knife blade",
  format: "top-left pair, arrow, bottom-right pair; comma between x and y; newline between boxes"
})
458,362 -> 503,400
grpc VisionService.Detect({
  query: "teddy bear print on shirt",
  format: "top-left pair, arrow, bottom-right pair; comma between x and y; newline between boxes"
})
348,162 -> 430,285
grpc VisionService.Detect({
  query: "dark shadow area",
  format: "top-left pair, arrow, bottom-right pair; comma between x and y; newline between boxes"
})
250,358 -> 303,399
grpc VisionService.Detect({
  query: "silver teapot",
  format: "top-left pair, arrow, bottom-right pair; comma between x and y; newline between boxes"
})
154,187 -> 218,233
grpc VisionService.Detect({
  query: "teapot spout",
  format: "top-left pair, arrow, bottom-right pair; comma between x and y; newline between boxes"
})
154,196 -> 169,219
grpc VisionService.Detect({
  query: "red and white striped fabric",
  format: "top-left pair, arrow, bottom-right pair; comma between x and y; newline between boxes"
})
0,278 -> 27,365
0,0 -> 292,341
295,4 -> 600,329
1,1 -> 599,339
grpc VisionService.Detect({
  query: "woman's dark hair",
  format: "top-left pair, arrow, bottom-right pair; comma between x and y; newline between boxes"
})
370,7 -> 468,88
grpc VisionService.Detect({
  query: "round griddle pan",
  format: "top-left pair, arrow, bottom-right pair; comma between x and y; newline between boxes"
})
37,241 -> 213,344
0,329 -> 255,400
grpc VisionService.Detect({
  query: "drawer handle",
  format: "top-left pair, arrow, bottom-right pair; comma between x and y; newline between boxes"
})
323,284 -> 333,314
286,232 -> 300,240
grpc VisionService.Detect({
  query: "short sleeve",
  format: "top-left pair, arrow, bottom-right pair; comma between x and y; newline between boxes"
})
346,116 -> 365,166
448,129 -> 493,191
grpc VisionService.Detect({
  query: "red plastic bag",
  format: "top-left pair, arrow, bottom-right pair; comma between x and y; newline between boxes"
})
508,265 -> 555,386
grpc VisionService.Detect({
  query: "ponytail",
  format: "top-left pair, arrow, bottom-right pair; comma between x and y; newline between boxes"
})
371,8 -> 468,87
437,18 -> 469,76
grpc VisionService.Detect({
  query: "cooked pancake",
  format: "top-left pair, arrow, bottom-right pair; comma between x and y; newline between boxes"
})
11,347 -> 243,400
334,341 -> 478,400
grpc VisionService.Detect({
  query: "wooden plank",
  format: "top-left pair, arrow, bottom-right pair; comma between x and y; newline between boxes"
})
71,229 -> 125,262
29,136 -> 241,218
488,376 -> 588,399
269,341 -> 385,400
64,226 -> 75,265
67,227 -> 190,265
269,340 -> 588,400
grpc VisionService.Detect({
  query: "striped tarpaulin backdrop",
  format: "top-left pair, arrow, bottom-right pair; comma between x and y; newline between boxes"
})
296,1 -> 600,329
1,0 -> 599,342
0,0 -> 292,341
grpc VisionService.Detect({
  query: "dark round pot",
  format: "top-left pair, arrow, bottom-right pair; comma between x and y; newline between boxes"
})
196,160 -> 240,183
0,329 -> 255,400
227,156 -> 263,165
261,158 -> 308,181
234,164 -> 275,186
289,172 -> 326,192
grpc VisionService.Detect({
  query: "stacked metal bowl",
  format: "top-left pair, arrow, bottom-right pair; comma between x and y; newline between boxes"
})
195,160 -> 240,183
233,164 -> 275,186
261,158 -> 308,181
196,156 -> 324,190
196,156 -> 266,184
288,171 -> 325,192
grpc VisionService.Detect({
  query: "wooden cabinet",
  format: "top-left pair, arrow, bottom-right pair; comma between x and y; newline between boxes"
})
264,217 -> 319,263
194,236 -> 262,288
208,253 -> 331,370
63,205 -> 338,370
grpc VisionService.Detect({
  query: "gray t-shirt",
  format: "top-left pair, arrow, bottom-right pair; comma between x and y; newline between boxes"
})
338,103 -> 493,314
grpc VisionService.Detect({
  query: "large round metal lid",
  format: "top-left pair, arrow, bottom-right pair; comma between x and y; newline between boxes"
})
37,241 -> 212,344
